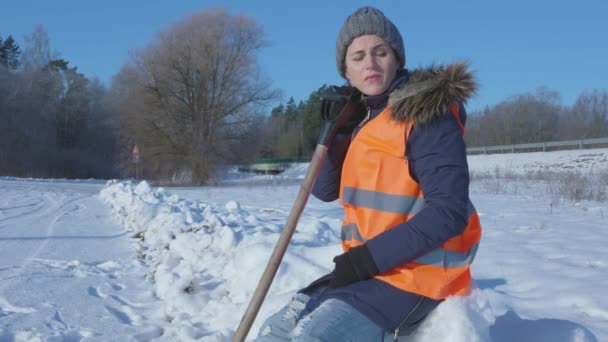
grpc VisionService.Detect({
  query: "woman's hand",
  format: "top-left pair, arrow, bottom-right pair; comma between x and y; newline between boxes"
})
329,244 -> 380,288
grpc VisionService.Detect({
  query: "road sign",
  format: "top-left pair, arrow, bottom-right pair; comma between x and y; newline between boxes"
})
132,144 -> 140,163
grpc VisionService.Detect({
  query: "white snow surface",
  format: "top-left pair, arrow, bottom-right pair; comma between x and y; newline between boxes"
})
0,148 -> 607,341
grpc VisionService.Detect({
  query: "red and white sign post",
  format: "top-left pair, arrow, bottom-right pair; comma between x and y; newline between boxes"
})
132,144 -> 140,180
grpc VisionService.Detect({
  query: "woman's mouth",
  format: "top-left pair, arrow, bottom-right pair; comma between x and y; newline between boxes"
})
365,75 -> 381,82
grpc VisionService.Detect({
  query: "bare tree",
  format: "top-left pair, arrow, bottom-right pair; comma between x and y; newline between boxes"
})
470,88 -> 562,147
558,90 -> 608,140
20,25 -> 55,71
112,8 -> 278,184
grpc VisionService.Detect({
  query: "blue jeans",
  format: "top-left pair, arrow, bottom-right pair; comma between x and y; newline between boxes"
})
256,293 -> 410,342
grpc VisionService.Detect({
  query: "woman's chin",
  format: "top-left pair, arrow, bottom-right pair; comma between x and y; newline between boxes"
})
360,84 -> 389,96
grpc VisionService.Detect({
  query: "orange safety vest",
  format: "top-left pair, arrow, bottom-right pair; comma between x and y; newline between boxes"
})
339,104 -> 482,300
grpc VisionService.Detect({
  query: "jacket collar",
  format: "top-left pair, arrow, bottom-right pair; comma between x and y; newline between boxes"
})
388,62 -> 477,125
362,71 -> 409,110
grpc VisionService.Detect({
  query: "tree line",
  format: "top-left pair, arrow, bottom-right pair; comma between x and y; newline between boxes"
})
0,29 -> 115,179
263,86 -> 608,158
465,88 -> 608,147
1,8 -> 607,184
1,9 -> 277,184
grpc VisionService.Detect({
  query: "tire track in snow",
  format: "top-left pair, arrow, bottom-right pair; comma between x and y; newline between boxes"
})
16,194 -> 89,270
0,199 -> 45,227
0,192 -> 89,292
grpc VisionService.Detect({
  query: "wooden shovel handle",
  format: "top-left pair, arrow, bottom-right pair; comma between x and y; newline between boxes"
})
233,144 -> 328,342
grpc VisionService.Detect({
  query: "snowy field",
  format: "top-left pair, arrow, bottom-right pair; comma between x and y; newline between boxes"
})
1,148 -> 607,341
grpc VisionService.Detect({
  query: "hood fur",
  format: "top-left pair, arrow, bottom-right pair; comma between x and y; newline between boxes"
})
389,62 -> 477,125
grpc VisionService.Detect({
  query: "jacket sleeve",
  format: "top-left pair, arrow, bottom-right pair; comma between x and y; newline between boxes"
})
311,133 -> 351,202
365,105 -> 470,273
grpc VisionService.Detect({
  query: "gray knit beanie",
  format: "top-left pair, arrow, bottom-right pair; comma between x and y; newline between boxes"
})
336,6 -> 405,78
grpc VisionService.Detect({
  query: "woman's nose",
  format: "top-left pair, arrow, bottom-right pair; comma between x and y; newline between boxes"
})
363,55 -> 377,69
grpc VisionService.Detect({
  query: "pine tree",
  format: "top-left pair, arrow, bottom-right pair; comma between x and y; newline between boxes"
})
0,35 -> 21,70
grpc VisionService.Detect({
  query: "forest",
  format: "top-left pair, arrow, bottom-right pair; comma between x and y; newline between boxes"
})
1,8 -> 607,184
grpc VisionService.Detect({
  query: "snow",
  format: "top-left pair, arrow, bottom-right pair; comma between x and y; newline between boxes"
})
1,148 -> 607,341
468,149 -> 608,175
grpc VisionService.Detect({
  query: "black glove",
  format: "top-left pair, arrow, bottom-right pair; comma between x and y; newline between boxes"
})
318,86 -> 366,146
326,86 -> 367,134
328,244 -> 380,288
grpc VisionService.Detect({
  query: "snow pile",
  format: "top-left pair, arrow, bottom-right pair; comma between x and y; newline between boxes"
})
98,180 -> 509,341
273,163 -> 309,180
411,289 -> 494,342
99,180 -> 339,339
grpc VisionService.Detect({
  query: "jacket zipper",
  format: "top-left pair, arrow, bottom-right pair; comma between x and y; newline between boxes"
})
393,296 -> 425,341
360,108 -> 371,126
352,107 -> 371,139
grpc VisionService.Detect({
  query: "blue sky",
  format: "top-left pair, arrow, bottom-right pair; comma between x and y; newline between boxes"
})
2,0 -> 607,112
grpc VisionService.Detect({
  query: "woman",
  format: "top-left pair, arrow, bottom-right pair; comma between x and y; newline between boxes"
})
256,6 -> 481,341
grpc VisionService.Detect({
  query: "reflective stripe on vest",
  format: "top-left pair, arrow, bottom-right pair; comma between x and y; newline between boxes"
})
414,242 -> 479,269
342,186 -> 426,215
341,199 -> 477,244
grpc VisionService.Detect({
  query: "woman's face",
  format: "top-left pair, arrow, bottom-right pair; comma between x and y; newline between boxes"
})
344,35 -> 398,96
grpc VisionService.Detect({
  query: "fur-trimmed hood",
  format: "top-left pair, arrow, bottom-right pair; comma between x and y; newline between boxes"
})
389,62 -> 477,125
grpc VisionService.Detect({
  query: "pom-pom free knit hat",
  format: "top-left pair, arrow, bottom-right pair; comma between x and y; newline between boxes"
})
336,6 -> 405,78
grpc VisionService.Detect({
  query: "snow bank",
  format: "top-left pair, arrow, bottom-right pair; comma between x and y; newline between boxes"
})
99,180 -> 336,339
411,289 -> 494,342
99,180 -> 508,341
